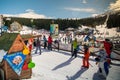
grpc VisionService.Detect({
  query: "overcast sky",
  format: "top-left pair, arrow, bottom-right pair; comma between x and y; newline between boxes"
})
0,0 -> 119,19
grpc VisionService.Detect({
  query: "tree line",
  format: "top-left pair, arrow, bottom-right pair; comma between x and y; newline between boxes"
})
4,12 -> 120,30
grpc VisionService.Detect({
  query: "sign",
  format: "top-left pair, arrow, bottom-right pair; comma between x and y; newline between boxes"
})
50,24 -> 59,36
4,52 -> 26,76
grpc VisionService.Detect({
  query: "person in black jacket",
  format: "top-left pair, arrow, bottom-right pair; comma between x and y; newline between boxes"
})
43,35 -> 47,49
35,37 -> 41,54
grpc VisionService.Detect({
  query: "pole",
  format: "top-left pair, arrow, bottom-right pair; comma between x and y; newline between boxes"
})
103,14 -> 109,39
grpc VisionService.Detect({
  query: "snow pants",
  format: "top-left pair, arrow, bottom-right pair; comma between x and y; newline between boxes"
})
83,55 -> 89,67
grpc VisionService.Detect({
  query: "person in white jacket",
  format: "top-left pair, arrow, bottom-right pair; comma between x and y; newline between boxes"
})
95,47 -> 109,79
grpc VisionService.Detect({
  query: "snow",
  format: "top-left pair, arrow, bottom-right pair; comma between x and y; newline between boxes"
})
23,48 -> 120,80
95,25 -> 120,38
0,25 -> 119,80
107,60 -> 120,80
0,44 -> 119,80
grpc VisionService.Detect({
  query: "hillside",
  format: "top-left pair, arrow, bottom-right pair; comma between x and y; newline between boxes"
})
3,11 -> 120,30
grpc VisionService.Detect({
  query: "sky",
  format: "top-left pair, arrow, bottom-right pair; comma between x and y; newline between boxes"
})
0,0 -> 120,19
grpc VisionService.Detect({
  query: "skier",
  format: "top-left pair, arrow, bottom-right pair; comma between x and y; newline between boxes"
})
35,37 -> 41,54
48,35 -> 53,50
82,44 -> 90,68
95,47 -> 109,79
43,35 -> 47,49
71,38 -> 78,58
96,38 -> 112,64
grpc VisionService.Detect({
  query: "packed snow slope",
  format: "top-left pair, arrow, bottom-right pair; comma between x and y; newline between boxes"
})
25,48 -> 120,80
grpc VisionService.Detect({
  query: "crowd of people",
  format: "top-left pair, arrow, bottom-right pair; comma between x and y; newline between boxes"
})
71,37 -> 113,79
25,34 -> 53,55
24,32 -> 113,79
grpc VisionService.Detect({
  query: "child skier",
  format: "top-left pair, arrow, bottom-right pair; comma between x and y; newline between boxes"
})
71,38 -> 78,58
82,44 -> 90,68
95,48 -> 110,78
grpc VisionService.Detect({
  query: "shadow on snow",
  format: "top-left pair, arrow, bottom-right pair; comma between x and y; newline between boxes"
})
52,57 -> 75,71
66,68 -> 88,80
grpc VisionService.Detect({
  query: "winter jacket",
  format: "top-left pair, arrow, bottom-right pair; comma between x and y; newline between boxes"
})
36,38 -> 41,46
48,36 -> 53,44
43,36 -> 47,42
73,40 -> 78,49
96,40 -> 112,56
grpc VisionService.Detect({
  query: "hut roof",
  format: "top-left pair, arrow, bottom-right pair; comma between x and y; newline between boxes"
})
21,34 -> 41,41
0,33 -> 19,51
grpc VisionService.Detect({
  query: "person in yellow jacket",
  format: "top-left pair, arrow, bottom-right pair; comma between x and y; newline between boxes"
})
71,38 -> 78,58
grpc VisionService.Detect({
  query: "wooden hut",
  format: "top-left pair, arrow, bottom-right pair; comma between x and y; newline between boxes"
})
0,33 -> 32,80
21,34 -> 42,41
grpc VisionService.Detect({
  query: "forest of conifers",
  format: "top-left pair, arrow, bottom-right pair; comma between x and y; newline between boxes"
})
4,11 -> 120,30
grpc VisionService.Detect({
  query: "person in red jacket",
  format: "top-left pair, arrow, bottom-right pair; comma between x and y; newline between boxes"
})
48,35 -> 53,50
96,39 -> 112,58
96,38 -> 112,64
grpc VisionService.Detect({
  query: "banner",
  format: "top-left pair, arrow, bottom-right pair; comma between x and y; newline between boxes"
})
50,24 -> 59,36
4,52 -> 26,76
